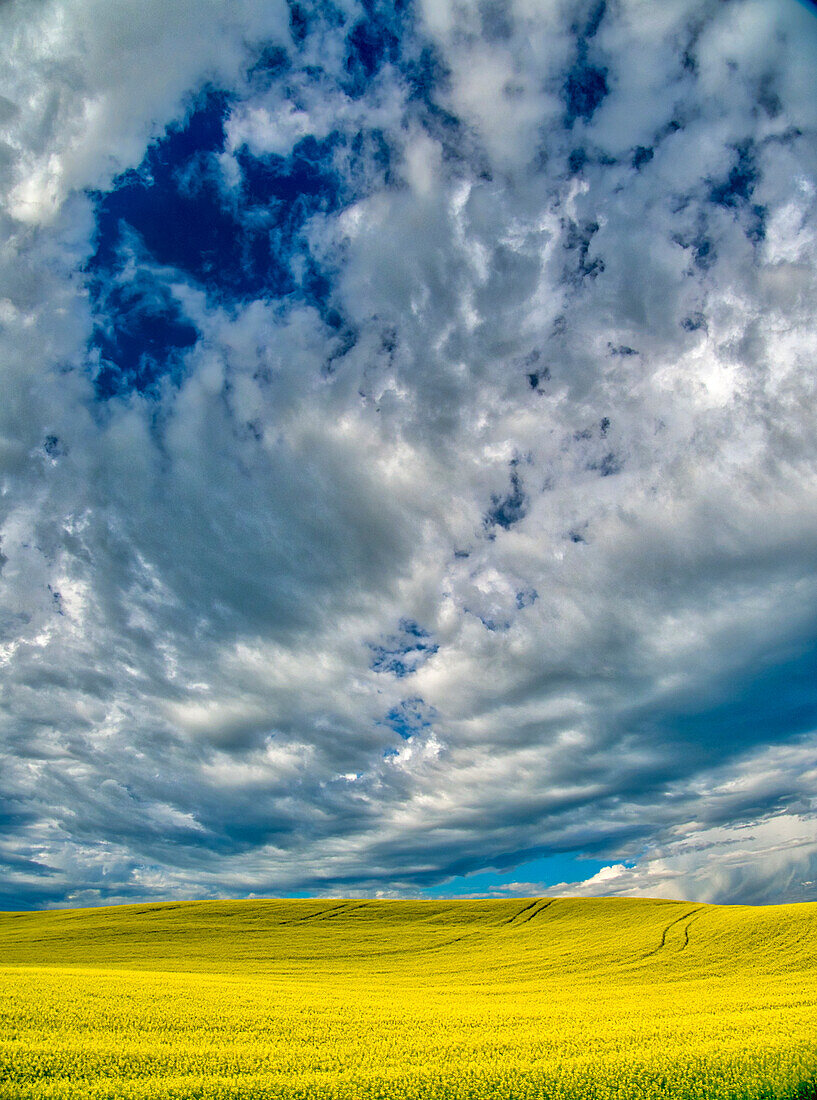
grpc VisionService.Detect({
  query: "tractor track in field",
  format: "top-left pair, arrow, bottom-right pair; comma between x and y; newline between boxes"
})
502,900 -> 540,925
422,903 -> 555,953
518,900 -> 556,923
640,906 -> 705,960
418,931 -> 484,954
318,903 -> 371,921
680,910 -> 704,951
418,903 -> 557,954
284,903 -> 351,925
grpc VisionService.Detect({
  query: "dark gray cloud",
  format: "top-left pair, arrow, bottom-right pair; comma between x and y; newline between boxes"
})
1,0 -> 816,909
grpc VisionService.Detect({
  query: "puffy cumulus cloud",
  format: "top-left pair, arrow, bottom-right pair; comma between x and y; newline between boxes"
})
0,0 -> 294,223
1,0 -> 817,909
549,811 -> 817,905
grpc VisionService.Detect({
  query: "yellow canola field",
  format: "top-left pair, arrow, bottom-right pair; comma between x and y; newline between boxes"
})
1,897 -> 816,1099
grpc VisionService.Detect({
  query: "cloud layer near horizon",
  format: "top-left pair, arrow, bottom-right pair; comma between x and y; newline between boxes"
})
1,0 -> 817,908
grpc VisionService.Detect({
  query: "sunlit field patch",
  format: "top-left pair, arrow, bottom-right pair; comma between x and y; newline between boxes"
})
1,897 -> 815,1099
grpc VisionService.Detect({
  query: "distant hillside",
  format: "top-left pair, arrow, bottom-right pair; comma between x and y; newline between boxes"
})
1,898 -> 816,1099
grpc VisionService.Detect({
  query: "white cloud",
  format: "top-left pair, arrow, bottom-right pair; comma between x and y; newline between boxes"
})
551,812 -> 817,906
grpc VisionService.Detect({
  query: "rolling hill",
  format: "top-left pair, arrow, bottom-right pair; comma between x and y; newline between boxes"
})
1,897 -> 816,1098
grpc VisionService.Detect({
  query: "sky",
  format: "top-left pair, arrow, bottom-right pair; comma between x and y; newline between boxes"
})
1,0 -> 817,911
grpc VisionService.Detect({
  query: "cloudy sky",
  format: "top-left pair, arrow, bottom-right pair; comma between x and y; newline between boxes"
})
1,0 -> 817,910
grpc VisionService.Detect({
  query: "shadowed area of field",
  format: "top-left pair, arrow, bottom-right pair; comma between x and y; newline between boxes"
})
1,898 -> 816,1099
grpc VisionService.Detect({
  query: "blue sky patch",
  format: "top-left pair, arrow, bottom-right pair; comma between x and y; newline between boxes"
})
485,465 -> 528,532
516,588 -> 538,610
89,92 -> 344,302
344,16 -> 399,94
370,619 -> 439,678
563,2 -> 609,128
563,219 -> 604,282
421,853 -> 609,899
709,144 -> 757,209
88,268 -> 199,398
563,63 -> 609,127
384,697 -> 435,741
84,72 -> 400,396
